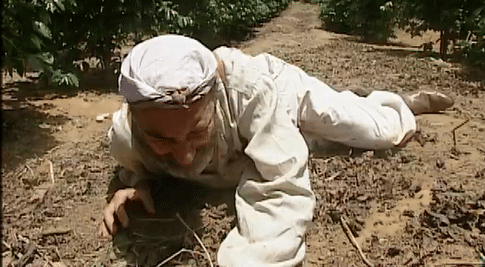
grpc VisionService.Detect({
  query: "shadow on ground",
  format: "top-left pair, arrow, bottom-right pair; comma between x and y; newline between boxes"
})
1,70 -> 119,173
105,172 -> 236,266
1,104 -> 66,172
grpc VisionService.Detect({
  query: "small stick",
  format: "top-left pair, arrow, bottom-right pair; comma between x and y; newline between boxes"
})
155,248 -> 200,267
16,242 -> 36,267
26,165 -> 35,179
41,227 -> 71,236
340,215 -> 374,267
2,240 -> 12,250
134,218 -> 175,222
434,263 -> 482,266
176,213 -> 214,267
47,160 -> 55,183
325,171 -> 342,182
132,232 -> 185,241
452,119 -> 470,147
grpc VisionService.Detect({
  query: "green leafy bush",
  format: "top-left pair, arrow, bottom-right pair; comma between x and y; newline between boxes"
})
317,0 -> 397,42
461,10 -> 485,68
399,0 -> 485,59
2,0 -> 80,87
317,0 -> 485,68
2,0 -> 290,88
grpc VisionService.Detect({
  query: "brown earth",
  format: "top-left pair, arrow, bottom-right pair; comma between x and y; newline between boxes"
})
2,2 -> 485,267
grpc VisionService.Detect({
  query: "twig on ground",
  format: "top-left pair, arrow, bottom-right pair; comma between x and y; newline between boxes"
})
155,248 -> 198,267
26,165 -> 35,179
47,160 -> 55,183
2,240 -> 12,251
340,215 -> 374,267
132,231 -> 185,242
41,227 -> 72,236
325,171 -> 342,182
17,234 -> 29,244
134,218 -> 175,222
452,119 -> 470,148
434,262 -> 482,266
16,242 -> 36,267
176,213 -> 214,267
39,250 -> 53,267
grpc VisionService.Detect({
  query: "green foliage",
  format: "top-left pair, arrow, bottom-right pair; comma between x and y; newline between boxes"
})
317,0 -> 397,42
166,0 -> 292,48
2,0 -> 80,86
317,0 -> 485,68
460,8 -> 485,68
399,0 -> 485,61
2,0 -> 290,88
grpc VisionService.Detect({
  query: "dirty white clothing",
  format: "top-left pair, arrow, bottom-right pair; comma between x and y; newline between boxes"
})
109,47 -> 416,267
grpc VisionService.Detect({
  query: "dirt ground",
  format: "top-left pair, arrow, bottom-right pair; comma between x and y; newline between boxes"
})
2,2 -> 485,267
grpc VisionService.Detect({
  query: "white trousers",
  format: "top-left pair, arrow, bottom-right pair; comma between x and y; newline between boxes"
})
270,56 -> 416,151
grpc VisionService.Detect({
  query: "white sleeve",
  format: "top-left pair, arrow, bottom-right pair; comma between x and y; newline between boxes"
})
109,102 -> 146,187
217,71 -> 315,267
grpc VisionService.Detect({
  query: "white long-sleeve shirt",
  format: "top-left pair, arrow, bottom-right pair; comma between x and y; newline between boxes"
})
109,46 -> 416,267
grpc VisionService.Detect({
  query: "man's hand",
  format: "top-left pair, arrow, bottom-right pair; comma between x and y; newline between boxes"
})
99,186 -> 156,237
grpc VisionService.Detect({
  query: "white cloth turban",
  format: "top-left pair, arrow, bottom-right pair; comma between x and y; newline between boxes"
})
118,35 -> 218,107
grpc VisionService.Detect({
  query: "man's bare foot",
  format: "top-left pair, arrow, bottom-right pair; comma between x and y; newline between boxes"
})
401,91 -> 454,115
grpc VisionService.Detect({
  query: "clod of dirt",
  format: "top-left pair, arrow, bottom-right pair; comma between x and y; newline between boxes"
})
408,181 -> 422,197
403,210 -> 415,218
29,184 -> 53,203
387,246 -> 403,257
423,210 -> 450,227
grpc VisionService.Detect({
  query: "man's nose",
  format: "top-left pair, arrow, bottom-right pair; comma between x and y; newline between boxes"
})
171,142 -> 196,166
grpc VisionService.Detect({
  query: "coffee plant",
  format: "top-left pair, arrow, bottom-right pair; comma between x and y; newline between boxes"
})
317,0 -> 485,65
2,0 -> 290,88
317,0 -> 397,42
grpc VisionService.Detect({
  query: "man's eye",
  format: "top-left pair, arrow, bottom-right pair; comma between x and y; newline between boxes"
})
188,130 -> 206,139
189,131 -> 203,137
146,135 -> 167,142
144,131 -> 170,141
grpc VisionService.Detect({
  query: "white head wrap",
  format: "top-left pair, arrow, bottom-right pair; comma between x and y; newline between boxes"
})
119,35 -> 217,107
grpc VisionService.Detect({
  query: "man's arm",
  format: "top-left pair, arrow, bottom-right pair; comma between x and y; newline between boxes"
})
217,72 -> 315,267
100,102 -> 155,237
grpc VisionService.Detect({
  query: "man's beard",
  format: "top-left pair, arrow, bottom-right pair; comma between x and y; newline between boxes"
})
132,124 -> 215,180
153,141 -> 214,179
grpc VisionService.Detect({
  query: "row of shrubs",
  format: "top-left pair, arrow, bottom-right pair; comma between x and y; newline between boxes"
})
2,0 -> 291,87
315,0 -> 485,68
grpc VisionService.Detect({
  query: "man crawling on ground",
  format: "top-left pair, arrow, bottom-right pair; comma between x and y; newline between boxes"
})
99,34 -> 454,267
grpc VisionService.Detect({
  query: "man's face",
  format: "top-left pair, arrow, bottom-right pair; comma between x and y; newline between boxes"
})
131,98 -> 215,167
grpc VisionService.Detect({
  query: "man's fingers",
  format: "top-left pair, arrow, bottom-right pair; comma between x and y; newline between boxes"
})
103,202 -> 118,235
115,202 -> 130,228
137,189 -> 156,214
98,222 -> 114,238
99,187 -> 156,239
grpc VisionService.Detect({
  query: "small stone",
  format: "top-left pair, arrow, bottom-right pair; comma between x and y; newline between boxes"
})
436,157 -> 445,168
96,113 -> 110,122
38,123 -> 51,129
